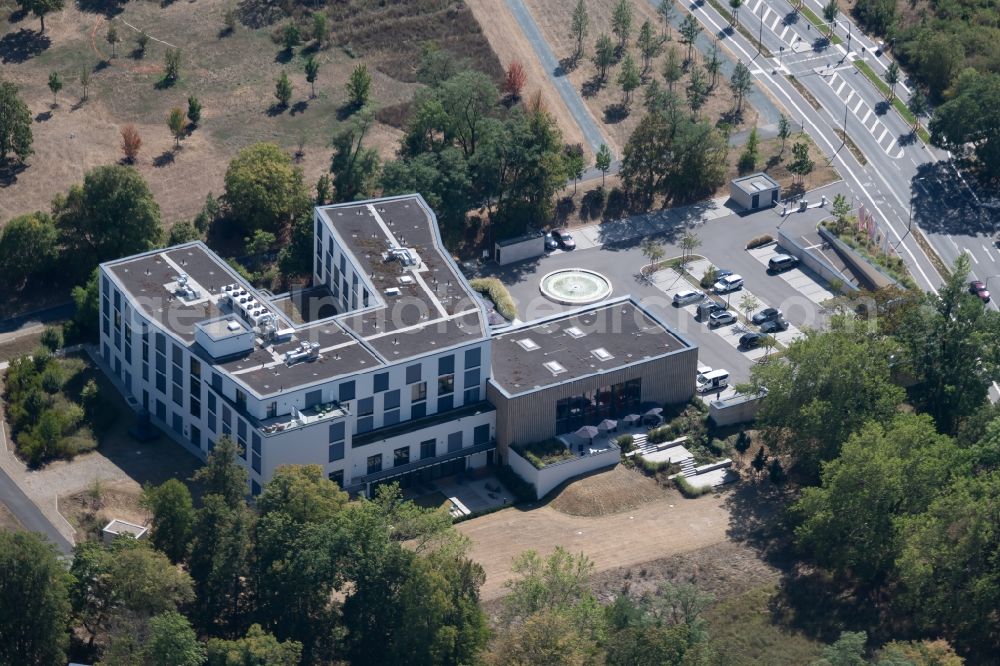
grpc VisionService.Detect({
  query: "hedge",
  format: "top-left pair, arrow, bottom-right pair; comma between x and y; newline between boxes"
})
746,235 -> 774,250
675,475 -> 713,498
469,278 -> 517,321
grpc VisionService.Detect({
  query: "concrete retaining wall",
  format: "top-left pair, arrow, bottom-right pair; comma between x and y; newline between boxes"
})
816,226 -> 897,291
508,445 -> 620,500
708,391 -> 767,427
776,230 -> 858,292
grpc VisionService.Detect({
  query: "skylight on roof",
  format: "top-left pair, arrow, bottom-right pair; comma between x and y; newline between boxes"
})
591,347 -> 614,361
543,360 -> 567,376
565,326 -> 585,338
517,338 -> 540,351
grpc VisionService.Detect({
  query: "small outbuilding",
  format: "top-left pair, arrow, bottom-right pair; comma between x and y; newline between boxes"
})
730,173 -> 780,211
102,519 -> 149,546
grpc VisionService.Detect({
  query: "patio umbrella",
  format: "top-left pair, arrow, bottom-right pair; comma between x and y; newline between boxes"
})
622,414 -> 641,426
597,419 -> 618,433
644,407 -> 663,417
574,425 -> 600,442
644,407 -> 664,426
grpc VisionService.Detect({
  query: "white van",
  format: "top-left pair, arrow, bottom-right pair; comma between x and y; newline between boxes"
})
696,369 -> 730,393
712,274 -> 744,293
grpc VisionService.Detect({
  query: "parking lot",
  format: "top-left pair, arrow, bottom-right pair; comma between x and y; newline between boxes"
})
481,188 -> 843,387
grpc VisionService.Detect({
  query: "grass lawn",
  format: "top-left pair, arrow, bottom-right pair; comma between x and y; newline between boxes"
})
707,584 -> 825,665
514,439 -> 576,469
798,6 -> 843,45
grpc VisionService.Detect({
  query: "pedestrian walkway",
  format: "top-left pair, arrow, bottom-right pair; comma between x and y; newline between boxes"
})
822,70 -> 904,158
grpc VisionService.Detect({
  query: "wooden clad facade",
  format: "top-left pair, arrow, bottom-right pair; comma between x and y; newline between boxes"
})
488,346 -> 698,457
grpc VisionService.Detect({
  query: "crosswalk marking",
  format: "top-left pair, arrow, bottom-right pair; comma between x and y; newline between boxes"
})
825,72 -> 904,158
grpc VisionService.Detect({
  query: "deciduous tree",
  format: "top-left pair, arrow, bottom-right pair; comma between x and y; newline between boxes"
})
137,30 -> 149,56
274,71 -> 292,108
657,0 -> 675,40
618,53 -> 641,105
0,212 -> 58,287
54,164 -> 162,276
16,0 -> 63,33
206,625 -> 302,665
777,114 -> 790,154
106,22 -> 120,58
503,60 -> 527,101
120,124 -> 141,163
304,56 -> 319,98
0,79 -> 33,163
330,106 -> 380,202
929,69 -> 1000,181
163,49 -> 182,85
637,20 -> 661,74
593,33 -> 615,81
595,143 -> 612,186
0,531 -> 72,665
79,66 -> 91,101
47,71 -> 62,107
884,61 -> 900,101
145,611 -> 205,666
571,0 -> 589,59
611,0 -> 634,50
167,106 -> 185,147
729,60 -> 753,114
788,140 -> 814,184
141,478 -> 195,564
187,96 -> 202,127
679,14 -> 701,64
346,63 -> 372,109
223,143 -> 310,234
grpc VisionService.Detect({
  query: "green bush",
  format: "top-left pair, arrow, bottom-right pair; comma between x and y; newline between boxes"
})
746,235 -> 774,249
635,457 -> 673,475
469,277 -> 517,321
616,434 -> 634,453
495,465 -> 535,503
39,326 -> 64,352
513,439 -> 575,469
675,475 -> 712,498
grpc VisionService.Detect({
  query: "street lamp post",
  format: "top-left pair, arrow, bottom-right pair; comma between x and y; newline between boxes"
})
892,177 -> 926,250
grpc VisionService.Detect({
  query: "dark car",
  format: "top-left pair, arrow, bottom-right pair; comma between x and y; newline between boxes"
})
969,280 -> 991,303
697,300 -> 726,320
553,229 -> 576,250
768,254 -> 799,273
759,318 -> 789,334
544,231 -> 559,252
751,307 -> 783,325
714,269 -> 734,280
739,332 -> 764,349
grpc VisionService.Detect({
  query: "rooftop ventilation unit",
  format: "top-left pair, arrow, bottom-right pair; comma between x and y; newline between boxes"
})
383,247 -> 417,267
398,275 -> 415,285
384,287 -> 401,297
284,341 -> 320,366
565,326 -> 585,338
173,273 -> 201,301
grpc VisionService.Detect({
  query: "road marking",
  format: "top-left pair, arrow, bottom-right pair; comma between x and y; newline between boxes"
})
983,244 -> 992,256
966,248 -> 979,265
687,3 -> 937,292
949,237 -> 959,250
852,98 -> 864,113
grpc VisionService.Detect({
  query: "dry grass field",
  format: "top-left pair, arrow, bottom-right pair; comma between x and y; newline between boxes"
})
0,0 -> 500,226
520,0 -> 759,155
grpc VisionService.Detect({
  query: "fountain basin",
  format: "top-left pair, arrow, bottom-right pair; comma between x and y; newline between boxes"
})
539,268 -> 613,305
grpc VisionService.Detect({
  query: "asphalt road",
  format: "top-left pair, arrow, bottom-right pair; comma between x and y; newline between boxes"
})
0,461 -> 73,556
684,0 -> 1000,296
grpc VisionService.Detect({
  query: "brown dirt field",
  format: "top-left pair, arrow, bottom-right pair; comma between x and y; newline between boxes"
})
0,501 -> 23,531
547,465 -> 672,516
0,0 -> 495,226
0,326 -> 46,362
520,0 -> 758,155
464,0 -> 587,155
459,484 -> 731,600
59,478 -> 149,542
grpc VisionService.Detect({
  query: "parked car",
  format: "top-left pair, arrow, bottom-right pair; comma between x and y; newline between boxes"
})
969,280 -> 991,303
544,231 -> 559,252
672,289 -> 705,306
553,229 -> 576,250
751,307 -> 783,325
767,254 -> 799,273
709,310 -> 737,327
714,269 -> 734,279
739,332 -> 764,349
696,369 -> 730,393
759,318 -> 789,334
712,274 -> 744,293
697,300 -> 726,320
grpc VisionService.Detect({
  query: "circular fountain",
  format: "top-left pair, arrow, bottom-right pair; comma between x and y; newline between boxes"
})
539,268 -> 613,305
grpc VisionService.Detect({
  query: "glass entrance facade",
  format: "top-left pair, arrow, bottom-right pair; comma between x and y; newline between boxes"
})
555,378 -> 642,433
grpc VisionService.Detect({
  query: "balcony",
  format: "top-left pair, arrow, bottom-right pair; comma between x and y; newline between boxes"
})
258,400 -> 349,436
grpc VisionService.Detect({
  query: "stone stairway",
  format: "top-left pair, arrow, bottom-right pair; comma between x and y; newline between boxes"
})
679,458 -> 697,478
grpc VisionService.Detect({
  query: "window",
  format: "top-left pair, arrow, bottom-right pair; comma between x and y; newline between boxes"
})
412,402 -> 426,419
438,395 -> 453,412
474,424 -> 491,446
172,385 -> 183,407
437,374 -> 454,395
190,358 -> 201,377
267,402 -> 277,419
172,344 -> 182,367
191,425 -> 201,449
411,381 -> 427,402
367,454 -> 382,475
328,470 -> 344,488
357,397 -> 374,433
438,355 -> 454,375
384,410 -> 399,426
155,332 -> 166,354
328,441 -> 345,462
383,389 -> 400,410
339,381 -> 356,402
464,367 -> 480,389
465,347 -> 481,368
252,433 -> 261,456
207,392 -> 217,414
329,421 -> 346,442
447,431 -> 463,453
555,378 -> 642,434
211,373 -> 222,392
156,372 -> 166,394
373,372 -> 389,393
252,452 -> 261,474
464,387 -> 480,404
394,446 -> 410,467
252,480 -> 261,496
406,364 -> 421,385
236,389 -> 247,414
190,398 -> 201,418
421,439 -> 436,459
172,365 -> 183,387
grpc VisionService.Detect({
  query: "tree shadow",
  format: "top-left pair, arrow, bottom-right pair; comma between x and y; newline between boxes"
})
558,55 -> 579,75
153,76 -> 178,90
130,48 -> 145,60
783,11 -> 799,25
94,60 -> 110,73
0,160 -> 27,187
336,102 -> 360,121
897,131 -> 917,146
0,28 -> 51,64
290,100 -> 309,116
218,25 -> 235,39
35,110 -> 53,123
266,103 -> 287,117
874,100 -> 891,115
152,150 -> 176,168
719,107 -> 745,126
581,77 -> 604,99
580,188 -> 606,220
554,196 -> 576,224
603,103 -> 630,123
812,37 -> 830,52
274,48 -> 294,64
75,0 -> 126,16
